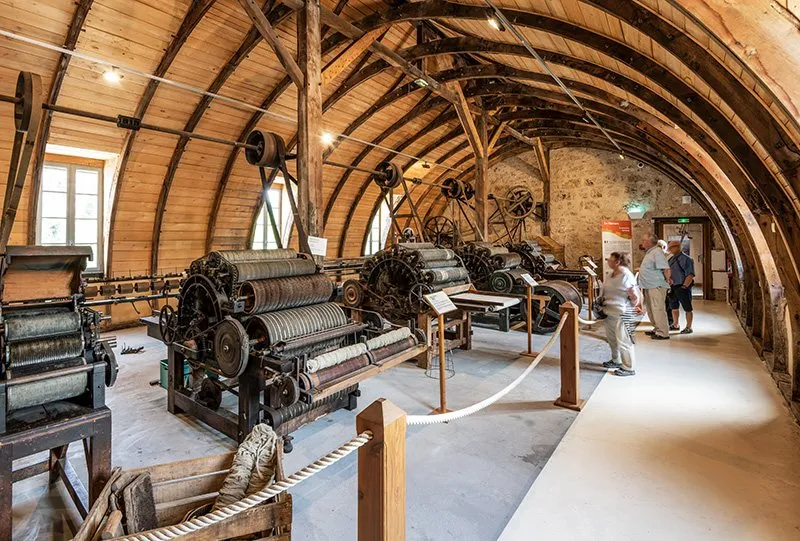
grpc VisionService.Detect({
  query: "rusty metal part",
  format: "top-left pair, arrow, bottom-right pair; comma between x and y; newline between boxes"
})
244,130 -> 286,168
492,252 -> 522,269
342,279 -> 365,307
240,274 -> 333,315
369,335 -> 418,362
306,354 -> 370,390
262,385 -> 358,427
214,317 -> 249,378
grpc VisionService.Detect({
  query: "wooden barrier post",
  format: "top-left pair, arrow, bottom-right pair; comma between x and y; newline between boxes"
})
587,274 -> 595,321
520,285 -> 534,357
357,399 -> 406,541
431,313 -> 451,414
554,301 -> 584,411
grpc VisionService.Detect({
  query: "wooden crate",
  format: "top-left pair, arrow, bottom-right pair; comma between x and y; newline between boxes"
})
72,451 -> 291,541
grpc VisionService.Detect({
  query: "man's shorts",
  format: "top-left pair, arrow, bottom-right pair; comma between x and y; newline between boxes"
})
669,285 -> 693,312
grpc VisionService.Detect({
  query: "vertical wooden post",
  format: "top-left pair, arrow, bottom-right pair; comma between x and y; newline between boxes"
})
431,313 -> 450,414
520,285 -> 535,357
296,0 -> 323,244
587,275 -> 595,321
554,301 -> 584,411
357,399 -> 406,541
474,107 -> 489,241
534,137 -> 551,236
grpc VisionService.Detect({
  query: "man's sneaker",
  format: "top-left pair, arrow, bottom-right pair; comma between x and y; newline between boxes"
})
614,368 -> 636,377
602,360 -> 622,369
669,325 -> 680,331
645,331 -> 656,336
680,328 -> 694,334
651,334 -> 670,340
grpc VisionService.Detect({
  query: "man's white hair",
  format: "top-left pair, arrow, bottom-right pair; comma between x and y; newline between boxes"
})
657,239 -> 668,249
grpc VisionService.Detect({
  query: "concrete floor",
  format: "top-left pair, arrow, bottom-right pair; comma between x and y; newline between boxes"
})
11,314 -> 607,540
499,300 -> 800,541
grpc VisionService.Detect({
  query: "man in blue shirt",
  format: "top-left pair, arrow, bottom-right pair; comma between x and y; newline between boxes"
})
667,240 -> 696,334
638,233 -> 672,339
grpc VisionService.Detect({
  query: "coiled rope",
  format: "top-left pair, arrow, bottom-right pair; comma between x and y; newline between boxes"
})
117,432 -> 373,541
407,313 -> 569,426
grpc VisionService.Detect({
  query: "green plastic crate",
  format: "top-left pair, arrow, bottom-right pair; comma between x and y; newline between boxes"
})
159,359 -> 190,389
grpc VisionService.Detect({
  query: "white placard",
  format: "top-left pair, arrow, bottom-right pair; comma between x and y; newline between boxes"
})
711,250 -> 726,271
712,271 -> 729,290
520,273 -> 538,287
423,291 -> 457,315
587,259 -> 598,269
307,236 -> 328,256
583,265 -> 598,277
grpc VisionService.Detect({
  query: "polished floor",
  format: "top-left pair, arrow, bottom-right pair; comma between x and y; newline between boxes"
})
499,300 -> 800,541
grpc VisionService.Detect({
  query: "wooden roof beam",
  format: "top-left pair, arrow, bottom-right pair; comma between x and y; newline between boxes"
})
239,0 -> 304,86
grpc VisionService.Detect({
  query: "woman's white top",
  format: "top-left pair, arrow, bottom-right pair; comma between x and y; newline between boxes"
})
602,266 -> 637,315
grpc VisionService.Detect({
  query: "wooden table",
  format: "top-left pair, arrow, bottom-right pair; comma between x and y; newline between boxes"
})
0,402 -> 112,540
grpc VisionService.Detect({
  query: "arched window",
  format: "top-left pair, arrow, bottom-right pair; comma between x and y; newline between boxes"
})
252,180 -> 293,249
364,196 -> 399,255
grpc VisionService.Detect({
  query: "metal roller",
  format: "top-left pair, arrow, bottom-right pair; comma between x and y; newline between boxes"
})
6,371 -> 88,411
233,258 -> 317,282
489,270 -> 516,293
430,280 -> 468,292
371,161 -> 403,189
306,355 -> 370,390
212,248 -> 298,264
246,302 -> 347,346
423,267 -> 470,285
271,322 -> 366,355
492,252 -> 522,269
240,274 -> 334,315
7,334 -> 84,369
369,336 -> 418,363
307,343 -> 368,373
411,248 -> 455,263
397,242 -> 436,250
422,259 -> 460,269
263,385 -> 358,427
4,311 -> 81,342
532,280 -> 584,334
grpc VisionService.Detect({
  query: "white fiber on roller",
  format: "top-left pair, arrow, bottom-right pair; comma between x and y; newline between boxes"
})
366,327 -> 412,350
307,343 -> 368,373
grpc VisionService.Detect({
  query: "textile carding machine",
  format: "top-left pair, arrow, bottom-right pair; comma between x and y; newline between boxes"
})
0,246 -> 118,432
160,248 -> 425,448
342,243 -> 521,367
457,241 -> 584,334
508,239 -> 590,284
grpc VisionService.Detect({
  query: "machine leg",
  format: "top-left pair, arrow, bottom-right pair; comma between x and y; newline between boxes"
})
0,441 -> 11,541
49,444 -> 68,483
86,412 -> 112,503
167,347 -> 184,415
238,363 -> 261,443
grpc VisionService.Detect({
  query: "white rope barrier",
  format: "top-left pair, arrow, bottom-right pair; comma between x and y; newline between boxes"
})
117,431 -> 373,541
406,314 -> 570,426
577,316 -> 600,325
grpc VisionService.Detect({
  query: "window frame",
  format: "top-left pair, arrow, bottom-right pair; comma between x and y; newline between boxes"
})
37,158 -> 104,272
252,184 -> 290,250
364,196 -> 399,256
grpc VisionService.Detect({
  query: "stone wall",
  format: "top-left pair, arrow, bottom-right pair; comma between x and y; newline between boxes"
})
487,147 -> 715,269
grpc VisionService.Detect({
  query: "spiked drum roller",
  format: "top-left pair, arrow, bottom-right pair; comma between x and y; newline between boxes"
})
239,274 -> 333,315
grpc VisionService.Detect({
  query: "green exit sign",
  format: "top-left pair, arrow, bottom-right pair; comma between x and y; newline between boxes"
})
677,218 -> 690,224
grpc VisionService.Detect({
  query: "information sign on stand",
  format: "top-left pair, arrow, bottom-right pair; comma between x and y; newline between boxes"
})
582,266 -> 598,277
423,291 -> 457,316
520,273 -> 538,287
601,220 -> 632,280
586,259 -> 598,269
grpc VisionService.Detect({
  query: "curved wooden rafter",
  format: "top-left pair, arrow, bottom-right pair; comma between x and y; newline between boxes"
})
105,0 -> 218,274
26,0 -> 96,244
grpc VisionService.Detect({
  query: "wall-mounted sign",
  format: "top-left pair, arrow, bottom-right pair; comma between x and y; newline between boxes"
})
307,236 -> 328,256
601,220 -> 633,281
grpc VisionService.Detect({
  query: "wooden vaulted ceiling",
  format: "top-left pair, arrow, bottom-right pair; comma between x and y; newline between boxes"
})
0,0 -> 799,302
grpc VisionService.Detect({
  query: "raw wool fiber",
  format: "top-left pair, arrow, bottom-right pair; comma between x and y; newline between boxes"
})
307,343 -> 368,373
212,424 -> 278,511
366,327 -> 413,350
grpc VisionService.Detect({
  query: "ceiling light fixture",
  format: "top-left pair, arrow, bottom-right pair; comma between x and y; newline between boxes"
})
103,67 -> 122,83
413,78 -> 429,88
321,132 -> 335,145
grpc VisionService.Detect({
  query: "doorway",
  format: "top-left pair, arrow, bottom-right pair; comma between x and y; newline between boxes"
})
654,217 -> 713,300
